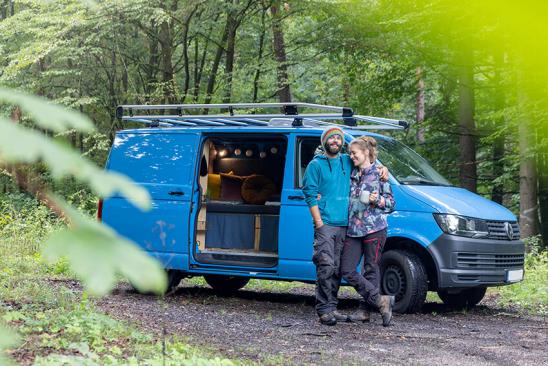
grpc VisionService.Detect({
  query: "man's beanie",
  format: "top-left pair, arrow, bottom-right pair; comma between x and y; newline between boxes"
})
321,126 -> 344,147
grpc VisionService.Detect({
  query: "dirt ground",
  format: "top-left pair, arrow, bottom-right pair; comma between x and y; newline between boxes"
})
95,280 -> 547,366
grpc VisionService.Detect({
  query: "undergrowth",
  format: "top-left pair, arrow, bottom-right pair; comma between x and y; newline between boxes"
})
0,194 -> 245,365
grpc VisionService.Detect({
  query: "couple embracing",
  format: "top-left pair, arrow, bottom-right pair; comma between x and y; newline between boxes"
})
303,127 -> 396,327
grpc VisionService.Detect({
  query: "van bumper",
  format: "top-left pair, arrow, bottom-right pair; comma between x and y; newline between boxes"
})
427,234 -> 525,289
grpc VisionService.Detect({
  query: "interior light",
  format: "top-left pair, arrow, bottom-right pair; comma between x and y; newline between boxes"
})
218,149 -> 227,158
234,148 -> 241,156
245,149 -> 253,157
270,146 -> 278,154
259,151 -> 266,158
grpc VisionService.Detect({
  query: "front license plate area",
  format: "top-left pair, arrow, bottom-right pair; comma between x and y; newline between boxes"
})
506,269 -> 524,283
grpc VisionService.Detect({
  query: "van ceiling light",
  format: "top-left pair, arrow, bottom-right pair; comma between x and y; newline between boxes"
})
260,152 -> 266,158
234,148 -> 241,156
218,149 -> 227,158
270,147 -> 278,154
245,149 -> 253,157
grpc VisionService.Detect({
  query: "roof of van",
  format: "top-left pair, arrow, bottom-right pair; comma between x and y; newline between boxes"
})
115,126 -> 395,141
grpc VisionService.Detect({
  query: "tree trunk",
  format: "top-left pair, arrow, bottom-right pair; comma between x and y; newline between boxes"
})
159,3 -> 176,104
204,14 -> 230,106
518,83 -> 540,239
270,1 -> 291,103
538,151 -> 548,247
416,66 -> 425,144
457,49 -> 477,192
222,1 -> 239,104
252,4 -> 268,103
491,52 -> 506,204
146,22 -> 160,99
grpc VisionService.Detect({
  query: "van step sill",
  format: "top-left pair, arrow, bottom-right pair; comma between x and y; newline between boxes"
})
200,249 -> 278,258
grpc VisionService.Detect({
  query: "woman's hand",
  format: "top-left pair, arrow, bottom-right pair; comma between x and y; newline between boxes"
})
369,191 -> 379,204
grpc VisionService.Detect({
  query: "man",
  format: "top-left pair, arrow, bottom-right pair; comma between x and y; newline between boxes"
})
302,126 -> 391,325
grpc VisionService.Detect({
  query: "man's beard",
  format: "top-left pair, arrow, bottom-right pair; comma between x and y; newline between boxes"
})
325,142 -> 342,155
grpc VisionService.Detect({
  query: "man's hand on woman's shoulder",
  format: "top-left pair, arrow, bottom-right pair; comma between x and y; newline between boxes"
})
378,166 -> 390,181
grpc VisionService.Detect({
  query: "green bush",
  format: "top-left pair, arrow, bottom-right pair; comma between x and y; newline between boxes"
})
498,236 -> 548,315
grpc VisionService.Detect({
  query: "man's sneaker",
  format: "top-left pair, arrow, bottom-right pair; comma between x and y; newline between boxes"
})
333,310 -> 349,322
348,309 -> 370,323
377,295 -> 395,327
319,312 -> 337,326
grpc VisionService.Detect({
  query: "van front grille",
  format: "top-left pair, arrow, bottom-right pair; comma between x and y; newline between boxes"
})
486,221 -> 520,240
457,253 -> 524,268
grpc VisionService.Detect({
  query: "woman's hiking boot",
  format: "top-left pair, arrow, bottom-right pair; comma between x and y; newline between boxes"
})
377,295 -> 395,327
349,309 -> 370,323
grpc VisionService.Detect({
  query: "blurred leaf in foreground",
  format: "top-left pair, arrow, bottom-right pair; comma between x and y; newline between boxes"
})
0,325 -> 18,366
42,197 -> 167,296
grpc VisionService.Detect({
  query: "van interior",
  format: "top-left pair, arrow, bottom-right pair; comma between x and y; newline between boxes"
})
194,135 -> 287,268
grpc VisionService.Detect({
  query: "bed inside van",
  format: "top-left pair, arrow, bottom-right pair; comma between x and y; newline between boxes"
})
194,134 -> 287,268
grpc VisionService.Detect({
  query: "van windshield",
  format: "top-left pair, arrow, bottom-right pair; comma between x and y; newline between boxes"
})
373,136 -> 452,186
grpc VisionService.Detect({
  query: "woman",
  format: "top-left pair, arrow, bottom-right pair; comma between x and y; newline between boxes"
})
341,136 -> 396,327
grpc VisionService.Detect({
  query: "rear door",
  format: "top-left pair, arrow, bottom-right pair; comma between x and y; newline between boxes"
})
277,133 -> 320,280
102,131 -> 200,271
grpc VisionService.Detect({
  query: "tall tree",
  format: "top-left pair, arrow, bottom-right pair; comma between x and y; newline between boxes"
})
270,0 -> 291,102
457,47 -> 477,192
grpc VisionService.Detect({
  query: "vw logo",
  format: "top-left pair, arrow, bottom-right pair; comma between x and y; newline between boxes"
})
504,222 -> 514,240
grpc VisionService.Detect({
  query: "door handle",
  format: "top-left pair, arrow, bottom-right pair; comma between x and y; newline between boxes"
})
288,195 -> 305,201
168,191 -> 185,196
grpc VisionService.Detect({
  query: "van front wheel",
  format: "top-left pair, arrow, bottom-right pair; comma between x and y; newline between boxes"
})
204,275 -> 250,295
380,250 -> 428,314
437,287 -> 486,309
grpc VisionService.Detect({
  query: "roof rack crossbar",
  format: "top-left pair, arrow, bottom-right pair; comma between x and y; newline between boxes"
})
128,118 -> 173,127
159,119 -> 198,126
185,118 -> 226,126
212,118 -> 249,126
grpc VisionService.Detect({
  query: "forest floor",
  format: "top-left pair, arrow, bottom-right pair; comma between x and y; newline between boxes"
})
90,279 -> 548,366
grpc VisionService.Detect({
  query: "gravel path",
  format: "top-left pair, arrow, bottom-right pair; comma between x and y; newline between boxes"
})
96,281 -> 547,366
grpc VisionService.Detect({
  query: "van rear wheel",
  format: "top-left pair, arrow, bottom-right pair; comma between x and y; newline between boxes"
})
204,275 -> 250,294
437,287 -> 486,309
380,250 -> 428,313
130,270 -> 183,295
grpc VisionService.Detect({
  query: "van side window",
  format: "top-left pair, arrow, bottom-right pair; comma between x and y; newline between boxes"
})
296,137 -> 321,188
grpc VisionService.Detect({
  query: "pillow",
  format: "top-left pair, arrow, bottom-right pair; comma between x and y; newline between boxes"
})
241,175 -> 276,205
206,173 -> 221,200
220,173 -> 245,202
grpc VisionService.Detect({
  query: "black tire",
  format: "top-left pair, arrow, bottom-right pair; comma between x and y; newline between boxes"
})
204,275 -> 250,295
380,249 -> 428,314
131,269 -> 184,295
437,287 -> 486,310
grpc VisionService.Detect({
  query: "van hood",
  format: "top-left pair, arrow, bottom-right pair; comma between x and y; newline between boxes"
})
403,185 -> 517,221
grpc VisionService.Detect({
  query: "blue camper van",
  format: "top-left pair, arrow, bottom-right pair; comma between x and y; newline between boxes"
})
101,103 -> 525,313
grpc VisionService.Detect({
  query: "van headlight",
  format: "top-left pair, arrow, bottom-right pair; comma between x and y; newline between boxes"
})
433,214 -> 489,238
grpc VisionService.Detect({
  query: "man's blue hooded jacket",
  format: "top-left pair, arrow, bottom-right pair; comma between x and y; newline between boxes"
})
302,153 -> 353,227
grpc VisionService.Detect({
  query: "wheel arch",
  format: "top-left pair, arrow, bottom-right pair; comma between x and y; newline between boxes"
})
384,236 -> 439,291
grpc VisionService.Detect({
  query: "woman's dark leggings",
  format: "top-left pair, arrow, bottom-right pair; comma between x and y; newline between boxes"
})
340,229 -> 387,309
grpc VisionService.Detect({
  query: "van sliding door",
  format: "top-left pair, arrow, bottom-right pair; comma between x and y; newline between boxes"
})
102,131 -> 200,271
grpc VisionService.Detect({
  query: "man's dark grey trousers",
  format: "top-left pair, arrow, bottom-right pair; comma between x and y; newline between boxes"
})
312,224 -> 346,316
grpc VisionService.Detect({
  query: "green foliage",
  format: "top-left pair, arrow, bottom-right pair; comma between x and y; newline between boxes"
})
43,197 -> 167,296
498,237 -> 548,315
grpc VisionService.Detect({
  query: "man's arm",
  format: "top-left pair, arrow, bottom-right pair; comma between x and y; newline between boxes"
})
378,165 -> 390,182
302,161 -> 323,228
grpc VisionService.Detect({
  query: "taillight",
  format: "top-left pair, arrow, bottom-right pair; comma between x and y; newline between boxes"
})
97,199 -> 103,222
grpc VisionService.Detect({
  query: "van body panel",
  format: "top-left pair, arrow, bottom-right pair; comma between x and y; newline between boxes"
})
387,211 -> 443,248
402,185 -> 516,220
103,132 -> 200,269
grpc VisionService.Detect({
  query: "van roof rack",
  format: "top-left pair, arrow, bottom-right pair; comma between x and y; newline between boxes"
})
115,102 -> 409,130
